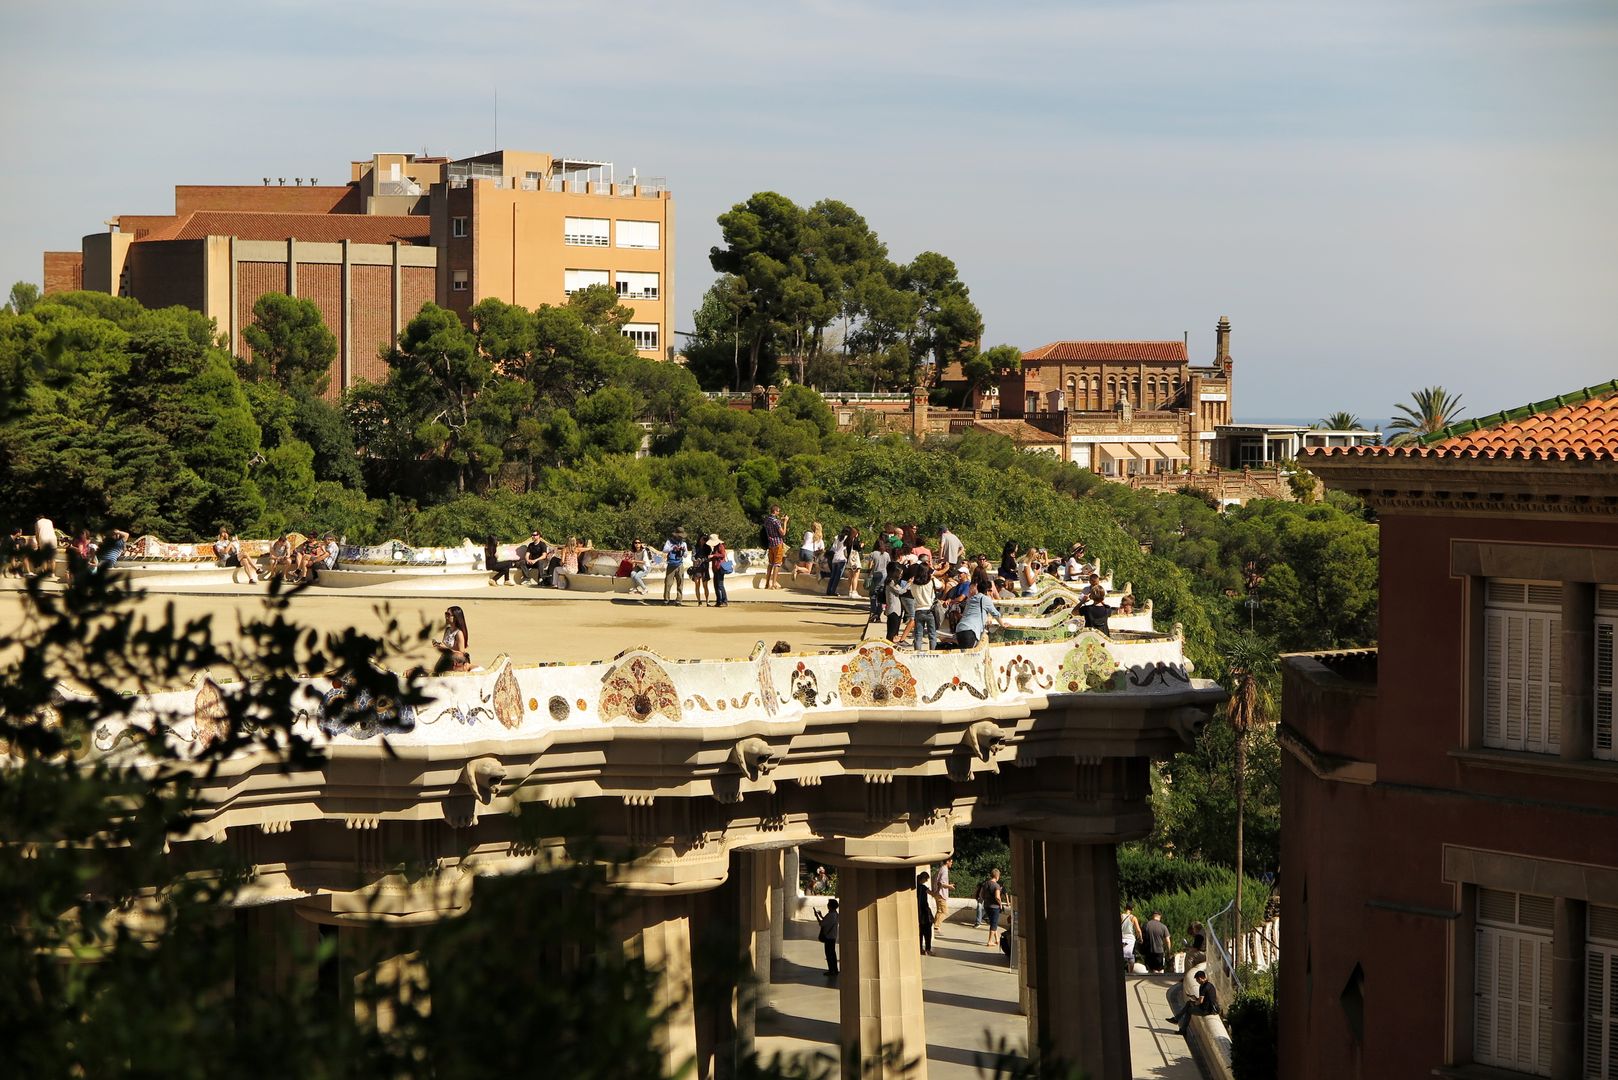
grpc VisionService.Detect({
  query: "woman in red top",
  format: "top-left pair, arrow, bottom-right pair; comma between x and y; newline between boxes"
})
708,534 -> 730,608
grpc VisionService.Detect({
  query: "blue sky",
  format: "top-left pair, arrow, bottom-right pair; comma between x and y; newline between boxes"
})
3,0 -> 1614,419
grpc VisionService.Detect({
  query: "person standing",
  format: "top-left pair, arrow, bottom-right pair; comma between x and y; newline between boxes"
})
910,563 -> 938,651
815,898 -> 839,978
951,576 -> 1004,649
762,506 -> 788,589
33,515 -> 58,578
708,534 -> 730,607
982,868 -> 1006,948
938,525 -> 965,571
825,528 -> 849,596
844,526 -> 865,599
917,872 -> 935,955
661,528 -> 689,605
933,856 -> 953,930
1142,911 -> 1172,973
434,606 -> 471,671
797,521 -> 824,580
1122,904 -> 1144,968
690,532 -> 713,607
866,544 -> 891,624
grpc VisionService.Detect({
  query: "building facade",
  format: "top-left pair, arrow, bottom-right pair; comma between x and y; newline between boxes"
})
1280,383 -> 1618,1080
996,317 -> 1236,473
41,148 -> 674,392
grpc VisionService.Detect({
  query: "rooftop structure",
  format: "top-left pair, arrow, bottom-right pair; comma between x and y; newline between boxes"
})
1280,381 -> 1618,1079
42,147 -> 675,393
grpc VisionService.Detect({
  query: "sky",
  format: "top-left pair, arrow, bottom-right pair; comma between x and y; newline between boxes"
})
2,0 -> 1615,421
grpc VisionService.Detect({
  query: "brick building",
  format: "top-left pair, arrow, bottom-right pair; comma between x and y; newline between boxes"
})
996,317 -> 1236,472
1280,382 -> 1618,1079
42,148 -> 674,393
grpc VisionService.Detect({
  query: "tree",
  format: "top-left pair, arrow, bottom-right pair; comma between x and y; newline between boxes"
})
1224,633 -> 1278,967
1317,411 -> 1361,431
6,280 -> 40,315
901,252 -> 983,384
1387,385 -> 1464,444
710,192 -> 811,390
960,344 -> 1022,407
241,293 -> 338,397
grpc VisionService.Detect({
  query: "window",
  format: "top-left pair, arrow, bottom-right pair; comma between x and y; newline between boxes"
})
564,269 -> 610,295
451,216 -> 468,239
1590,905 -> 1618,1079
615,220 -> 660,249
622,322 -> 659,351
451,270 -> 468,292
1596,588 -> 1618,760
615,271 -> 660,300
1475,887 -> 1554,1075
1484,579 -> 1562,754
564,217 -> 610,246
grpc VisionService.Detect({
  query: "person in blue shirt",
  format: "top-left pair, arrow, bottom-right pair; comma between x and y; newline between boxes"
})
952,573 -> 1004,649
95,528 -> 129,574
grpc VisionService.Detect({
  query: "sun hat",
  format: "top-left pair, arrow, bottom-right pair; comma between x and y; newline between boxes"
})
706,533 -> 721,547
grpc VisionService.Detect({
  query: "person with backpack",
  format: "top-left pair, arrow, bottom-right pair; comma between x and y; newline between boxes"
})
661,527 -> 689,606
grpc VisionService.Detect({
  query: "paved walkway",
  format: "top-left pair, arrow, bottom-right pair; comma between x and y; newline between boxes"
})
757,914 -> 1201,1079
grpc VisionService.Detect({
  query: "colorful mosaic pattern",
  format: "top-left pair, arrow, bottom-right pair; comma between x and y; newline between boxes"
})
490,663 -> 523,729
1056,632 -> 1121,693
837,644 -> 917,707
318,673 -> 418,739
599,653 -> 682,724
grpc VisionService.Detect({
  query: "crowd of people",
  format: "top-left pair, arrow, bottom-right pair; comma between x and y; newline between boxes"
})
3,517 -> 128,584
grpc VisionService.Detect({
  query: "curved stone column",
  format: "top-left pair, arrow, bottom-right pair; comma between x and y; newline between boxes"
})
834,864 -> 929,1080
1036,840 -> 1129,1080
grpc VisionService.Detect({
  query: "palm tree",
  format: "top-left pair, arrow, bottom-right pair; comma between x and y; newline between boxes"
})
1387,386 -> 1465,445
1318,411 -> 1362,431
1225,633 -> 1278,967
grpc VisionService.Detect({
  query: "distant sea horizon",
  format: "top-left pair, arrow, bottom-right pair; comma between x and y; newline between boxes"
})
1240,416 -> 1393,434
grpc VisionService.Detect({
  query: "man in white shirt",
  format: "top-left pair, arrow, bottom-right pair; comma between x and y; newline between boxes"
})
938,527 -> 964,570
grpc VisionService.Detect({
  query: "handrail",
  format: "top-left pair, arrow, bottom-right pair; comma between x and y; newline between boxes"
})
1204,896 -> 1243,1001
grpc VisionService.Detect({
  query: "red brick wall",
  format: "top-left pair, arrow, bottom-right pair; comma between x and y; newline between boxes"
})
42,252 -> 83,294
295,263 -> 343,395
400,266 -> 435,324
175,185 -> 361,216
349,265 -> 394,388
236,260 -> 292,355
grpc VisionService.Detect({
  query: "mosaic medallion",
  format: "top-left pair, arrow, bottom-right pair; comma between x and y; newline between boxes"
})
599,654 -> 682,724
837,644 -> 916,706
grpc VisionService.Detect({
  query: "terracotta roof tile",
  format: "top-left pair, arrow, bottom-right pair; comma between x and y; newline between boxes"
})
137,211 -> 431,246
1308,380 -> 1618,462
969,420 -> 1063,444
1023,341 -> 1189,363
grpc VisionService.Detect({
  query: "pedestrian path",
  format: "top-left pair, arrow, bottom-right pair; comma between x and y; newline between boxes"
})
756,915 -> 1202,1078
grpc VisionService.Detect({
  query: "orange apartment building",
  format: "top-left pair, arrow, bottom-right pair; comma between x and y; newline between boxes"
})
41,148 -> 674,392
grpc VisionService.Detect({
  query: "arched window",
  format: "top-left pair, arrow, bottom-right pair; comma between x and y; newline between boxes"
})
1131,375 -> 1141,403
1107,376 -> 1118,407
1080,376 -> 1092,410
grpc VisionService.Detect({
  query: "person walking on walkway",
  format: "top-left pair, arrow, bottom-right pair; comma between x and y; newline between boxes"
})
933,856 -> 953,930
982,868 -> 1006,948
815,898 -> 839,978
708,534 -> 730,607
1122,904 -> 1143,969
1142,910 -> 1172,973
917,872 -> 935,955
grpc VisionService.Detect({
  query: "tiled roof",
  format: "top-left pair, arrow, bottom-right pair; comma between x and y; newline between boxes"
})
1023,341 -> 1189,363
138,211 -> 431,245
969,420 -> 1063,444
1307,380 -> 1618,461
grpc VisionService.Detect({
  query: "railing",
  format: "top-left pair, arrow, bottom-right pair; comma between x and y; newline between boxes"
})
1204,896 -> 1243,1005
374,179 -> 422,197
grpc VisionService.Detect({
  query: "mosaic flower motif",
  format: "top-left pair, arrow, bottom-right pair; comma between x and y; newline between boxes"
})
319,672 -> 418,739
789,663 -> 821,709
491,663 -> 523,729
837,644 -> 917,707
599,654 -> 682,724
193,678 -> 229,749
756,653 -> 781,716
1057,632 -> 1119,693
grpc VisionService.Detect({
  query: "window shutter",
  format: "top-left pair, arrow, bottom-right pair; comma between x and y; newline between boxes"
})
1506,611 -> 1526,747
1476,925 -> 1499,1062
1485,612 -> 1507,748
1534,936 -> 1552,1075
1589,944 -> 1617,1080
1598,619 -> 1615,761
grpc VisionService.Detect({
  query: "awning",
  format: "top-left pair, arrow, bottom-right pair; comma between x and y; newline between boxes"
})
1133,443 -> 1165,461
1155,444 -> 1190,460
1096,443 -> 1136,461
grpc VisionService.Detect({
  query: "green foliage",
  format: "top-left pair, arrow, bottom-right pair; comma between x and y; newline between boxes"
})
240,292 -> 338,397
1117,844 -> 1226,905
1388,384 -> 1465,444
1136,867 -> 1269,947
6,280 -> 41,315
1318,411 -> 1361,431
949,827 -> 1012,904
1152,721 -> 1281,871
1227,969 -> 1279,1080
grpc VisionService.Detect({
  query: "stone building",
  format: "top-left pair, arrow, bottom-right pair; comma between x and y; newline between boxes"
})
995,317 -> 1236,473
1280,381 -> 1618,1079
40,148 -> 673,392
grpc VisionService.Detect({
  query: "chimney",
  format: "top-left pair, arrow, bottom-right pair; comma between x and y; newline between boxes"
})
1215,316 -> 1231,364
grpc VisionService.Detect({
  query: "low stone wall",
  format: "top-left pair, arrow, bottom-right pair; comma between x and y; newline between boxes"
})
1183,962 -> 1236,1080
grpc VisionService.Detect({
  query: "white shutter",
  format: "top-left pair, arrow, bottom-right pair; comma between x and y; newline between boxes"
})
563,269 -> 609,294
1485,611 -> 1507,748
1477,893 -> 1554,1076
1507,612 -> 1527,747
1534,936 -> 1553,1075
1524,612 -> 1561,753
1476,925 -> 1503,1063
1588,943 -> 1617,1079
1484,581 -> 1562,754
615,220 -> 659,249
615,271 -> 659,299
1597,619 -> 1615,761
564,217 -> 610,246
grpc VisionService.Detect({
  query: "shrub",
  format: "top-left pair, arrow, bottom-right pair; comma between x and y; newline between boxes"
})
1117,845 -> 1224,904
1227,969 -> 1279,1080
1136,867 -> 1268,953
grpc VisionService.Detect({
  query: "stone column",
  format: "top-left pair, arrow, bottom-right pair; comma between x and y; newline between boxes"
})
1551,898 -> 1587,1080
774,847 -> 799,962
1562,582 -> 1595,761
333,923 -> 428,1035
619,894 -> 700,1079
837,865 -> 929,1080
1037,840 -> 1129,1080
739,850 -> 780,994
1010,832 -> 1045,1026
